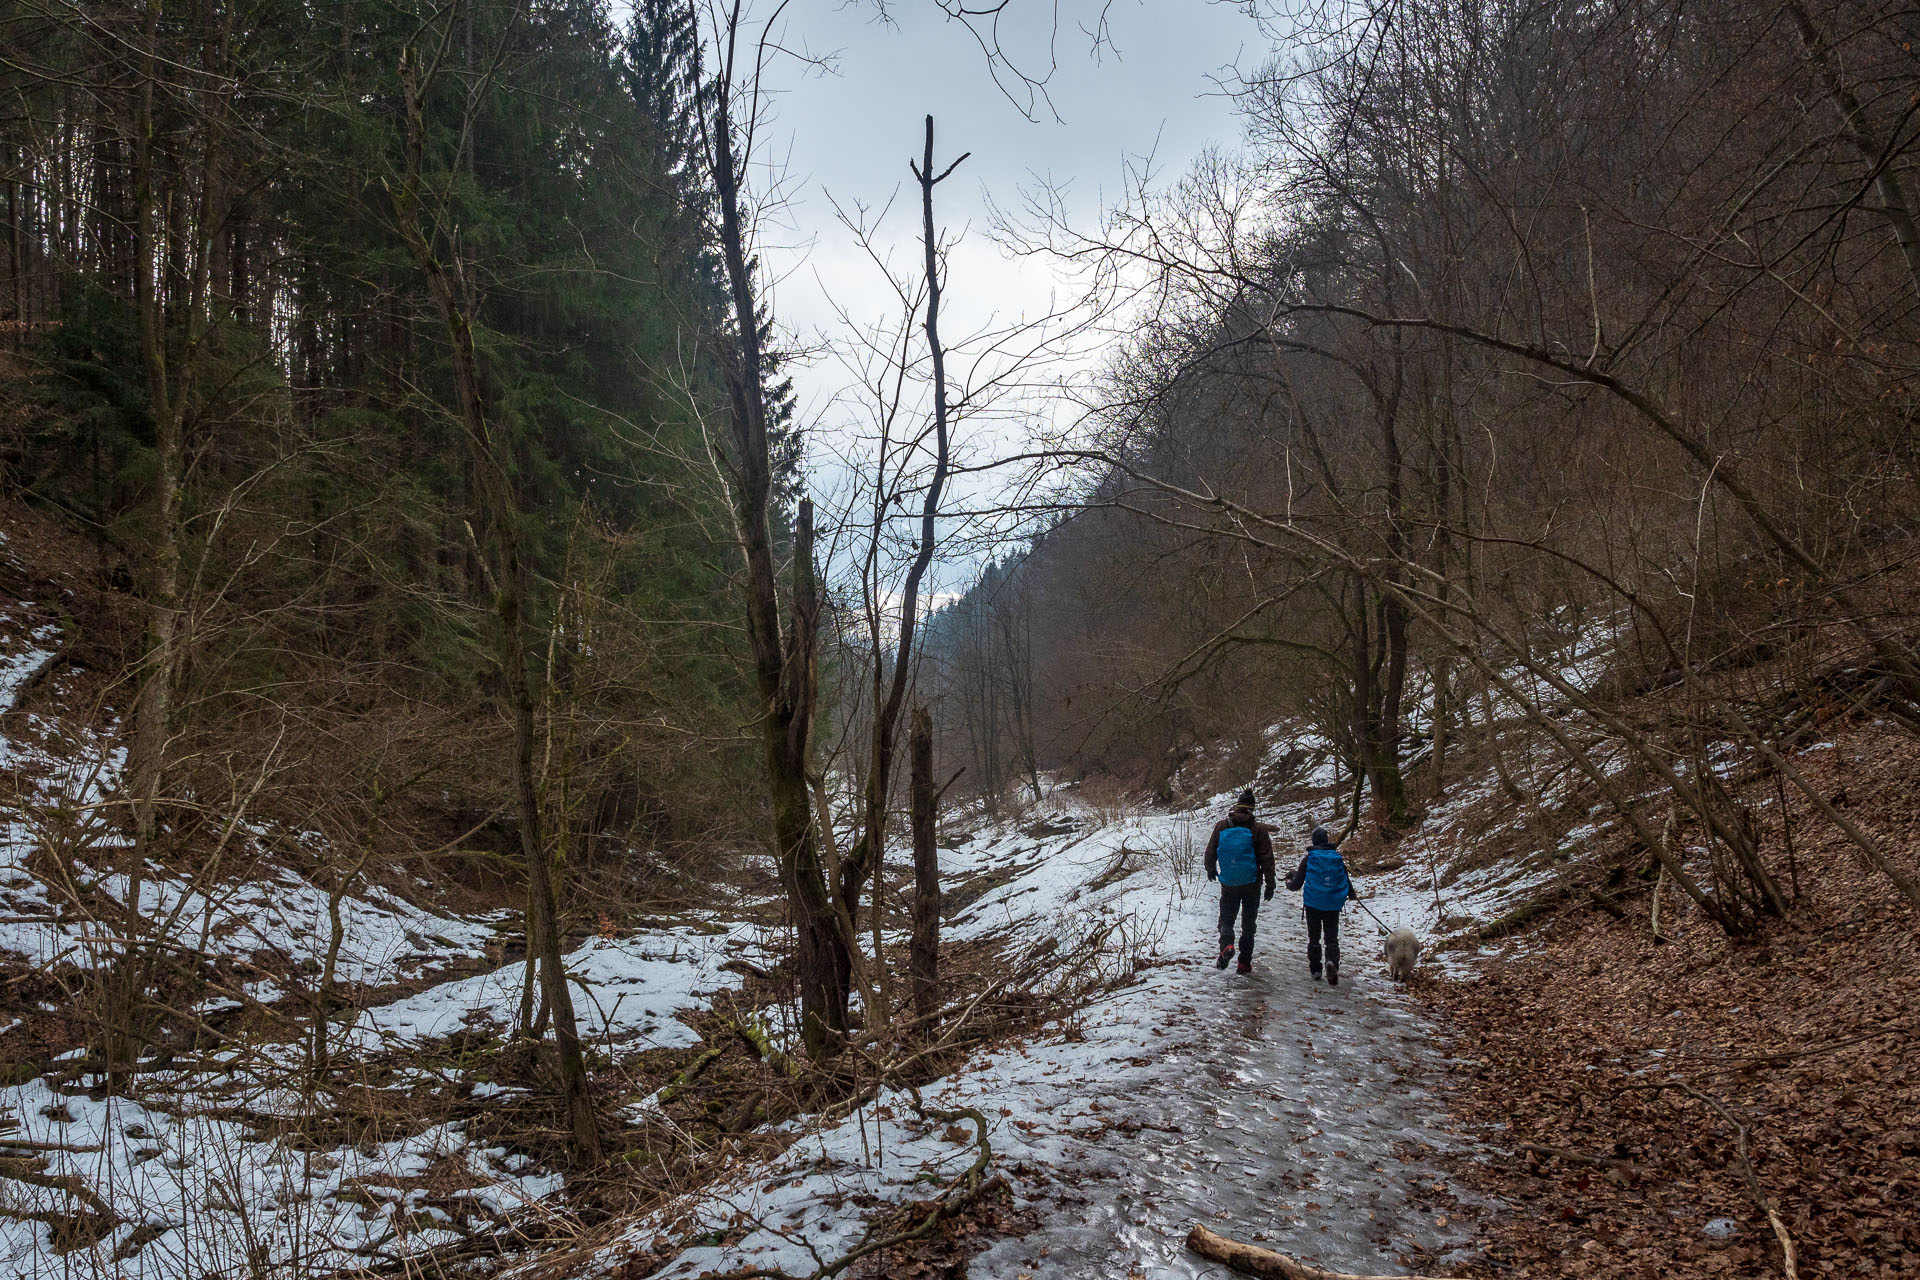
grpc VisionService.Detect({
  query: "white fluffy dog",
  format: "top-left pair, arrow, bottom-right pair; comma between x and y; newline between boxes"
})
1383,927 -> 1421,982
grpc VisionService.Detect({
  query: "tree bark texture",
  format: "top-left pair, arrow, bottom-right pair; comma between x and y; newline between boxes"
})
908,705 -> 940,1022
108,2 -> 183,1083
704,51 -> 846,1057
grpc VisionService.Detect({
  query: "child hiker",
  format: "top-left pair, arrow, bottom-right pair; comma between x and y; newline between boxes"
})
1204,789 -> 1276,974
1287,825 -> 1359,985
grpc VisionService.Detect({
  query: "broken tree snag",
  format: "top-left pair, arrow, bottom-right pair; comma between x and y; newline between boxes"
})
1184,1224 -> 1442,1280
909,705 -> 941,1023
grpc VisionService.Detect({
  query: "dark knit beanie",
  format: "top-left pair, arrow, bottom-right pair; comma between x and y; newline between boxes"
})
1311,826 -> 1331,847
1236,788 -> 1256,810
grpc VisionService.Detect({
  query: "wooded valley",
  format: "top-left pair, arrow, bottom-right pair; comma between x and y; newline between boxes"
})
0,0 -> 1915,1277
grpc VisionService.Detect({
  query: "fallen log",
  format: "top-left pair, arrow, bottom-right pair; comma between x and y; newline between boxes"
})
1185,1224 -> 1444,1280
654,1046 -> 723,1107
720,957 -> 777,982
721,1086 -> 764,1134
1475,896 -> 1551,939
728,1017 -> 793,1076
0,1138 -> 106,1155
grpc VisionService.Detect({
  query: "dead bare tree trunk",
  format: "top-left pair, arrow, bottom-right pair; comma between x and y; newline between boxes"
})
838,116 -> 967,942
701,11 -> 843,1057
908,705 -> 940,1022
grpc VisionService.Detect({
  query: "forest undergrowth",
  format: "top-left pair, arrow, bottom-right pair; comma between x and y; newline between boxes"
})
1416,719 -> 1918,1279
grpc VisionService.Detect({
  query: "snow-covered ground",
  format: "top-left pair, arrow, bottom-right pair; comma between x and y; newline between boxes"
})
0,914 -> 760,1278
0,728 -> 1521,1280
0,601 -> 764,1278
0,1075 -> 561,1279
341,926 -> 768,1056
0,577 -> 1549,1279
0,717 -> 507,993
567,778 -> 1508,1279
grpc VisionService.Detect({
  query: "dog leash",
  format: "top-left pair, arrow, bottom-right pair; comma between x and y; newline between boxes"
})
1353,896 -> 1393,934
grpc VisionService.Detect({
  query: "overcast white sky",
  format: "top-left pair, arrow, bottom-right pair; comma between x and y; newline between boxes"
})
735,0 -> 1265,574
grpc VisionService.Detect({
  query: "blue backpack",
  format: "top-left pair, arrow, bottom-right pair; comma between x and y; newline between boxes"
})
1301,847 -> 1352,912
1216,825 -> 1258,886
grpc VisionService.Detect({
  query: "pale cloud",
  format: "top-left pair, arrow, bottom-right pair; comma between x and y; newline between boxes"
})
748,0 -> 1259,573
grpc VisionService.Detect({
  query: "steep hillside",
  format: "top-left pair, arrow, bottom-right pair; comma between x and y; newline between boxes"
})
0,505 -> 774,1276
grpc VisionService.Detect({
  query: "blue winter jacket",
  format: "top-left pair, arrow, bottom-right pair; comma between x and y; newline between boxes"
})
1299,845 -> 1354,913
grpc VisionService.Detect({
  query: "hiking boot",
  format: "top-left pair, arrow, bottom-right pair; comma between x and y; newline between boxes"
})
1310,967 -> 1322,983
1216,943 -> 1235,969
1236,960 -> 1252,975
1327,963 -> 1340,987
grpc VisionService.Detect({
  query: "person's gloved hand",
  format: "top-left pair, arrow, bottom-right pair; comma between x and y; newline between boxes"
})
1207,869 -> 1217,882
1263,884 -> 1274,902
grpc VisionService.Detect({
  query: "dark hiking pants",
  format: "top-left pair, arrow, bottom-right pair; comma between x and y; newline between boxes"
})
1218,883 -> 1261,962
1305,906 -> 1341,973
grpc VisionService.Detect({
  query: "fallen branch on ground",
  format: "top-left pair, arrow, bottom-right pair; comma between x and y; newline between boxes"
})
0,1153 -> 118,1242
0,1138 -> 106,1154
1582,1077 -> 1800,1279
1185,1224 -> 1444,1279
1674,1083 -> 1799,1280
708,1085 -> 999,1280
655,1046 -> 723,1107
1517,1142 -> 1656,1175
721,958 -> 777,982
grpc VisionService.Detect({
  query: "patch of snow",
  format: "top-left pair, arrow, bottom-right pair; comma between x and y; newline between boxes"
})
342,925 -> 769,1055
469,1080 -> 521,1100
0,689 -> 501,991
0,1079 -> 560,1279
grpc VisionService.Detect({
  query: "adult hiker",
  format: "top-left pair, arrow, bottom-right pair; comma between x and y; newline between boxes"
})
1204,788 -> 1276,974
1286,826 -> 1358,985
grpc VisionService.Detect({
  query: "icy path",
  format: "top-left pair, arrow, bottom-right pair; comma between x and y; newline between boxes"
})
971,885 -> 1469,1278
628,802 -> 1479,1280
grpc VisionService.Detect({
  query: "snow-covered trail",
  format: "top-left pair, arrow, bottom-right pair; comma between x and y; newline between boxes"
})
623,796 -> 1483,1280
970,872 -> 1467,1278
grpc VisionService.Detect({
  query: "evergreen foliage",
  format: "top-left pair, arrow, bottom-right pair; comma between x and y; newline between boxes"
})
0,0 -> 789,857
